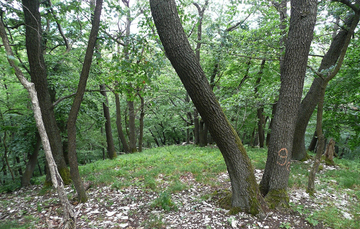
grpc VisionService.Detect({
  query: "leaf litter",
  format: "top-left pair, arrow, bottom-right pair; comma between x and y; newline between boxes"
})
0,162 -> 356,228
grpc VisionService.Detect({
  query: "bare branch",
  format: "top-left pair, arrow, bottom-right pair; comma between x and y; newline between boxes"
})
307,65 -> 325,80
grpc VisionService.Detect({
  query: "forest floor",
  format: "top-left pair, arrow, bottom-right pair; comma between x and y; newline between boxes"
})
0,146 -> 359,228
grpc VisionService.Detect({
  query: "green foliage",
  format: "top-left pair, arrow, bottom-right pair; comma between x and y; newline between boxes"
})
151,191 -> 178,212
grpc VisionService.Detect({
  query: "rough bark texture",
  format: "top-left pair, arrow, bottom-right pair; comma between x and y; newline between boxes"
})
292,13 -> 360,160
21,134 -> 41,186
115,93 -> 130,153
22,0 -> 71,185
0,19 -> 76,228
150,0 -> 264,214
260,0 -> 317,208
67,0 -> 103,202
100,84 -> 117,159
324,138 -> 335,166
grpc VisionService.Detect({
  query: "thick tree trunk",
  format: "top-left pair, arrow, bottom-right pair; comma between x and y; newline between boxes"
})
114,93 -> 130,153
67,0 -> 103,202
100,84 -> 117,159
292,13 -> 360,160
260,0 -> 317,208
0,20 -> 76,228
22,134 -> 41,186
22,0 -> 70,186
127,100 -> 137,153
150,0 -> 264,214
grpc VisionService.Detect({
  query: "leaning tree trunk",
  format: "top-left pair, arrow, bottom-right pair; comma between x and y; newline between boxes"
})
259,0 -> 317,209
67,0 -> 103,202
100,84 -> 117,159
150,0 -> 264,214
292,12 -> 360,160
22,0 -> 70,185
0,20 -> 76,228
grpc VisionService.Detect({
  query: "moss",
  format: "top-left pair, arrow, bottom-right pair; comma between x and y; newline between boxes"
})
300,152 -> 312,162
318,164 -> 324,171
306,188 -> 315,197
325,158 -> 335,166
59,167 -> 72,185
264,189 -> 289,210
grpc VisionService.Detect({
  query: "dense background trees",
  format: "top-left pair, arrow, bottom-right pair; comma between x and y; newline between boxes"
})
0,0 -> 359,212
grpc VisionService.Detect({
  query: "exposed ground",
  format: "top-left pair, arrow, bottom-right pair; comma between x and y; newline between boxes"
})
0,162 -> 356,229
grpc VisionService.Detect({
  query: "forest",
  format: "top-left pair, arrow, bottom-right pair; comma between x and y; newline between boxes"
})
0,0 -> 359,228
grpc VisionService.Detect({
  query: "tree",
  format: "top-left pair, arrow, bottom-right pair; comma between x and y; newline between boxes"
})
0,17 -> 76,229
292,1 -> 360,160
67,0 -> 103,202
259,0 -> 317,208
150,0 -> 264,214
100,84 -> 117,159
21,0 -> 71,185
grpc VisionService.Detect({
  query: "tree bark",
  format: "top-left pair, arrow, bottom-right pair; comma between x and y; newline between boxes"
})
255,59 -> 266,148
150,0 -> 264,214
127,100 -> 137,153
114,93 -> 130,153
100,84 -> 117,159
22,0 -> 71,186
292,12 -> 360,160
21,133 -> 41,186
0,19 -> 76,228
307,131 -> 317,152
67,0 -> 103,202
260,0 -> 317,208
138,94 -> 145,152
307,83 -> 326,196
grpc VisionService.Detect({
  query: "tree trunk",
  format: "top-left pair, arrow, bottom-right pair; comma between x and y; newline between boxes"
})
22,134 -> 41,186
150,0 -> 264,214
255,60 -> 266,148
307,83 -> 326,196
114,93 -> 130,153
0,20 -> 76,228
324,138 -> 335,165
260,0 -> 317,208
266,103 -> 277,147
127,100 -> 137,153
67,0 -> 103,202
292,12 -> 360,160
22,0 -> 70,186
138,94 -> 145,152
100,84 -> 117,159
193,109 -> 200,145
307,131 -> 317,152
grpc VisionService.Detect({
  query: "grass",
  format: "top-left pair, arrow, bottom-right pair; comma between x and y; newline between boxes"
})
1,145 -> 359,228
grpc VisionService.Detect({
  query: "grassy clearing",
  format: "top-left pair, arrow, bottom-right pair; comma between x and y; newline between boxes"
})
1,145 -> 359,228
